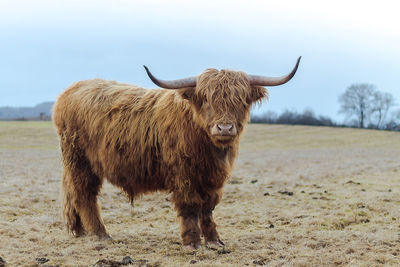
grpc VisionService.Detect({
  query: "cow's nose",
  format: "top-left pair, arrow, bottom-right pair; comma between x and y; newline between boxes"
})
216,124 -> 235,135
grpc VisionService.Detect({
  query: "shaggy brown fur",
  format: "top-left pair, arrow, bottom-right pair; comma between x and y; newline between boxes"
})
52,69 -> 267,248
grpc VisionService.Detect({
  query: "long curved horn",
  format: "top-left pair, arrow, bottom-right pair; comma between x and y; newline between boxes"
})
143,66 -> 197,89
248,57 -> 301,86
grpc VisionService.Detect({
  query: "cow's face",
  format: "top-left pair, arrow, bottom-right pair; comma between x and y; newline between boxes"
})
180,69 -> 267,147
144,58 -> 299,147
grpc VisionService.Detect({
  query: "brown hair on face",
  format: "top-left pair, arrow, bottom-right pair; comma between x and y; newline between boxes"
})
180,69 -> 268,147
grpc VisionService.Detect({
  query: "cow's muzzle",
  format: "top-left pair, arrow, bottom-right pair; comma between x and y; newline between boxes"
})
211,123 -> 237,137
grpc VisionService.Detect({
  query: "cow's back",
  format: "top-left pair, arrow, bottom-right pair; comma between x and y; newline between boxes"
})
53,79 -> 146,131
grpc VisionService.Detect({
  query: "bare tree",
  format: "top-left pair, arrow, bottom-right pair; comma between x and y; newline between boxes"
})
338,84 -> 376,128
384,109 -> 400,131
371,91 -> 395,129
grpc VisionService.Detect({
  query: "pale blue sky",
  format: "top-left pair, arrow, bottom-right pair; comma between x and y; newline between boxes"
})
0,0 -> 399,120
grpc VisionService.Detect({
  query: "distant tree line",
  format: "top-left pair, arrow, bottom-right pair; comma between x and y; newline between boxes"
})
252,83 -> 400,131
0,102 -> 53,121
251,109 -> 337,127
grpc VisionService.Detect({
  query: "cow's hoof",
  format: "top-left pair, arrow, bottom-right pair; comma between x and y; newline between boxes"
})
97,233 -> 112,241
206,238 -> 225,248
72,231 -> 86,238
184,243 -> 201,250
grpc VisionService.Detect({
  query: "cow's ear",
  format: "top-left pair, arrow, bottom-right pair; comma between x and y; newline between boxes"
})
247,86 -> 268,104
178,87 -> 196,101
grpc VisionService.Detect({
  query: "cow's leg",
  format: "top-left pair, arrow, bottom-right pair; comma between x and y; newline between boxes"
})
73,170 -> 109,240
174,201 -> 202,249
60,141 -> 109,239
200,189 -> 224,247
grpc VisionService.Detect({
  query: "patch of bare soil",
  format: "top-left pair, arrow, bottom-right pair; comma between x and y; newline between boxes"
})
0,122 -> 400,266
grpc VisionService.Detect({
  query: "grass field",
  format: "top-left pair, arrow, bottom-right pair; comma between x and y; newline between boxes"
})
0,121 -> 399,266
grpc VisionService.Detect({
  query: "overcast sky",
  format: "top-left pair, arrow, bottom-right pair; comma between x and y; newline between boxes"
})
0,0 -> 399,121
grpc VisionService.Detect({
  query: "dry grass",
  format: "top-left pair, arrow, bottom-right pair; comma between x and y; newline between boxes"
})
0,122 -> 400,266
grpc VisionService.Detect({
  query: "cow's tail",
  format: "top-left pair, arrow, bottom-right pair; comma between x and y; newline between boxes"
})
62,168 -> 85,236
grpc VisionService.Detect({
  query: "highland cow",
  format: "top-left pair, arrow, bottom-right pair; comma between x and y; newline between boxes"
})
53,57 -> 301,249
